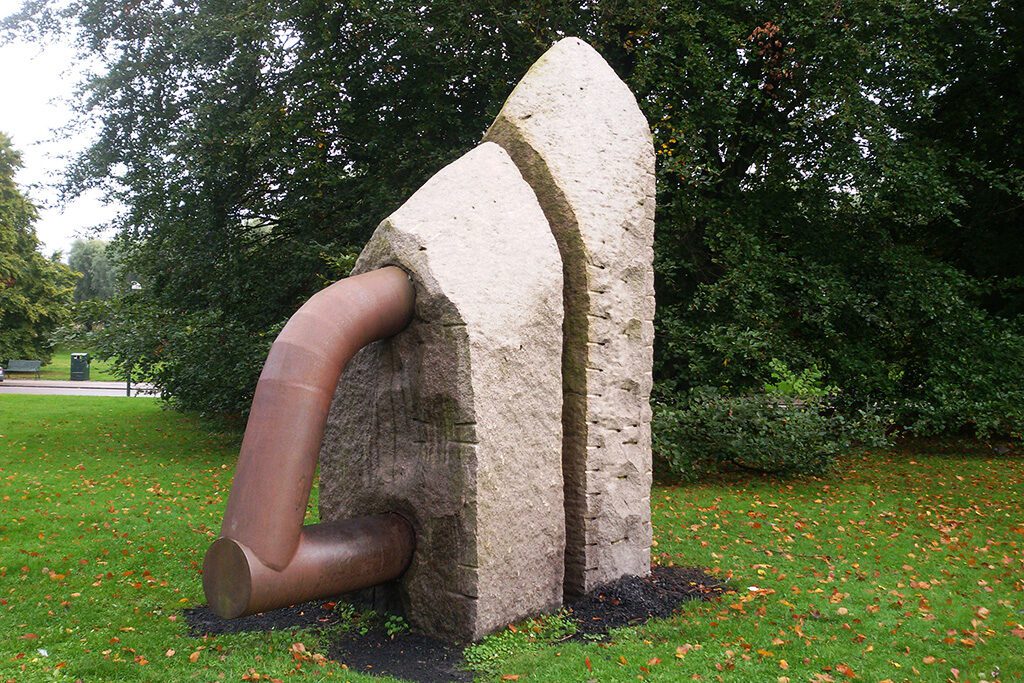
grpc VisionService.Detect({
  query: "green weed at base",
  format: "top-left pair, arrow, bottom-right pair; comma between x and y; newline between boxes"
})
463,613 -> 577,677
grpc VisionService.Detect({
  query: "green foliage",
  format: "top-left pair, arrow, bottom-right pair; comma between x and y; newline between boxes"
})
329,604 -> 376,638
763,358 -> 835,399
653,391 -> 833,480
0,132 -> 75,363
640,2 -> 1024,440
463,613 -> 577,677
4,1 -> 1022,440
79,293 -> 280,414
383,615 -> 410,639
653,385 -> 890,481
67,238 -> 119,302
3,0 -> 592,413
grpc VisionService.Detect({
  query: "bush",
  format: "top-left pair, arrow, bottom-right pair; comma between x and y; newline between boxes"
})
653,381 -> 889,481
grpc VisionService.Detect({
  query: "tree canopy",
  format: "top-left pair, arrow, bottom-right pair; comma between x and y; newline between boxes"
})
5,1 -> 1022,436
68,238 -> 118,301
0,132 -> 76,363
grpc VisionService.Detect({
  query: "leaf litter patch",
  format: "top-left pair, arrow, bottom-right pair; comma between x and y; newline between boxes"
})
185,565 -> 722,683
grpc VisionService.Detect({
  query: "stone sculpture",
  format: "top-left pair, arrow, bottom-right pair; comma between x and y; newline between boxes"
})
207,36 -> 655,643
320,38 -> 654,639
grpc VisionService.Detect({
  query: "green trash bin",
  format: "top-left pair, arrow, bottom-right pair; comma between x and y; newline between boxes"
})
70,353 -> 90,381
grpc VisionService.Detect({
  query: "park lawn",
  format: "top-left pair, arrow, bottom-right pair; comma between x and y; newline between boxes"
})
38,345 -> 120,382
477,447 -> 1024,682
0,395 -> 376,683
1,395 -> 1021,682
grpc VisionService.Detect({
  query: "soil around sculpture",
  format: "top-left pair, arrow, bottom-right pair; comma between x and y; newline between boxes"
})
185,566 -> 723,683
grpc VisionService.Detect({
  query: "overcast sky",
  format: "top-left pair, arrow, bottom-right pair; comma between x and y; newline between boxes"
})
0,0 -> 119,259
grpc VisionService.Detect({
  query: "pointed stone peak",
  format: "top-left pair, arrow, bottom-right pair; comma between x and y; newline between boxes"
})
484,37 -> 656,598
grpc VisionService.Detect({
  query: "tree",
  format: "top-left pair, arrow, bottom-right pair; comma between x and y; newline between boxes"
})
633,1 -> 1024,437
5,1 -> 1022,437
3,0 -> 584,413
0,132 -> 76,363
68,238 -> 118,301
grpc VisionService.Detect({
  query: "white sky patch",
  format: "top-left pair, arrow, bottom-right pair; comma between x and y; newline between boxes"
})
0,1 -> 119,259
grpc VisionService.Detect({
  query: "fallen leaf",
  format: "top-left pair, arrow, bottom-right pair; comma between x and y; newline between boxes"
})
835,663 -> 856,678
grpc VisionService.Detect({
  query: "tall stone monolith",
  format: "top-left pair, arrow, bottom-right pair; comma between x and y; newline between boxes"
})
484,37 -> 656,597
319,143 -> 565,642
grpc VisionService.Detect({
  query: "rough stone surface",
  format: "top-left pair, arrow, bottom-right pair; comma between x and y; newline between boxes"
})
319,142 -> 565,642
484,37 -> 656,597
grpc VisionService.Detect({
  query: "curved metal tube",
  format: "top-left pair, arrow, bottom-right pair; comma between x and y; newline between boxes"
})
203,266 -> 417,618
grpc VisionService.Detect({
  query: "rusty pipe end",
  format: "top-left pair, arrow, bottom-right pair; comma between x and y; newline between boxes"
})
203,514 -> 416,620
203,537 -> 253,619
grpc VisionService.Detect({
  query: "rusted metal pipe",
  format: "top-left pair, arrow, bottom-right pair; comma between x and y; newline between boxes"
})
203,266 -> 417,618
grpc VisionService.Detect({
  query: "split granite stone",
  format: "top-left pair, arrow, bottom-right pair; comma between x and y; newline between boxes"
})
484,37 -> 656,597
318,142 -> 565,642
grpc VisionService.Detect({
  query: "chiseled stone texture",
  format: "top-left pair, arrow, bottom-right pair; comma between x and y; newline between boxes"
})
484,37 -> 656,597
319,142 -> 565,642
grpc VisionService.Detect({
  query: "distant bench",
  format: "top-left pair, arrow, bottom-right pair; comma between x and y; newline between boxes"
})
5,360 -> 42,379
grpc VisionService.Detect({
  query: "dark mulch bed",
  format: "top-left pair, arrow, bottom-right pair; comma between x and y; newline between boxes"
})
185,566 -> 723,683
184,600 -> 345,636
567,565 -> 724,637
331,631 -> 473,683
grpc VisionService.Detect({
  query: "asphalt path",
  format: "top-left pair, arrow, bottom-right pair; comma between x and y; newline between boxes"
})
0,379 -> 160,397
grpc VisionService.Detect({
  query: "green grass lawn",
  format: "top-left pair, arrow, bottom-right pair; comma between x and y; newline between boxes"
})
482,447 -> 1024,682
1,395 -> 1021,682
35,345 -> 121,382
0,396 -> 353,682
